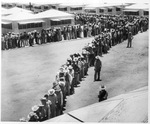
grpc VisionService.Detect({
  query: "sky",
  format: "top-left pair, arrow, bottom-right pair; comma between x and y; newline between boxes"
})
1,0 -> 150,4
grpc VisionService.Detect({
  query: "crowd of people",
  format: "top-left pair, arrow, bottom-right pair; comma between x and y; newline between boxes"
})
1,13 -> 149,51
3,12 -> 146,121
19,15 -> 148,122
19,51 -> 89,121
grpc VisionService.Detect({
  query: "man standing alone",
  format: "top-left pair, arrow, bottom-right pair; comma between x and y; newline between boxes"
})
94,55 -> 102,81
127,31 -> 133,48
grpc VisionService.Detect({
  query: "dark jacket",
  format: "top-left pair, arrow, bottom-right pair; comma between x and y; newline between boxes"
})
94,59 -> 102,71
98,90 -> 108,102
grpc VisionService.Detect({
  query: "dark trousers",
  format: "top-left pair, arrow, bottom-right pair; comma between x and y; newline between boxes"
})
70,78 -> 75,94
29,39 -> 33,46
94,69 -> 101,81
127,40 -> 132,48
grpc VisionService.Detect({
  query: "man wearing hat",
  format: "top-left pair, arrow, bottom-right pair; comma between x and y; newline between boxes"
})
98,85 -> 108,102
68,65 -> 75,95
38,104 -> 46,121
127,31 -> 133,48
94,55 -> 102,81
58,81 -> 66,106
40,97 -> 51,120
52,81 -> 63,116
56,67 -> 66,82
72,59 -> 80,87
28,112 -> 39,122
19,117 -> 27,122
31,105 -> 40,121
48,89 -> 58,118
8,32 -> 12,49
65,70 -> 71,96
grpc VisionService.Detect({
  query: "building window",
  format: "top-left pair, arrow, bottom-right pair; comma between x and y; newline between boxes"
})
44,6 -> 49,10
34,6 -> 41,9
2,4 -> 6,7
17,5 -> 22,8
58,7 -> 67,11
51,19 -> 71,26
144,11 -> 149,15
8,4 -> 13,8
70,7 -> 82,11
85,9 -> 96,13
108,8 -> 112,12
116,7 -> 121,11
51,6 -> 56,9
27,23 -> 31,28
124,11 -> 139,16
2,23 -> 12,29
99,9 -> 104,13
18,22 -> 42,29
26,5 -> 30,8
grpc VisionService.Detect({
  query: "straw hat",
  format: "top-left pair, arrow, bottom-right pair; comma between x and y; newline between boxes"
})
38,103 -> 44,107
68,65 -> 73,70
19,117 -> 26,122
58,81 -> 65,86
48,89 -> 55,95
95,55 -> 100,59
31,105 -> 39,112
59,66 -> 64,70
99,85 -> 106,90
27,112 -> 37,119
53,85 -> 61,92
40,97 -> 47,101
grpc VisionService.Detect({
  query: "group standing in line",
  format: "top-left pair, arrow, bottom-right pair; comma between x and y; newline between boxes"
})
11,13 -> 148,122
1,13 -> 148,51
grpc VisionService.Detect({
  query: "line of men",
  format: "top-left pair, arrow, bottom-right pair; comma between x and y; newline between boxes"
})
1,23 -> 94,50
20,20 -> 148,121
2,13 -> 148,51
19,14 -> 148,121
20,52 -> 89,122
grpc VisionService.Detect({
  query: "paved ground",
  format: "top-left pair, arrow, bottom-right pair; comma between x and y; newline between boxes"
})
1,30 -> 148,121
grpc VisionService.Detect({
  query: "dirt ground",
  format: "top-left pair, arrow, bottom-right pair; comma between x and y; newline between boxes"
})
1,30 -> 148,121
64,30 -> 148,113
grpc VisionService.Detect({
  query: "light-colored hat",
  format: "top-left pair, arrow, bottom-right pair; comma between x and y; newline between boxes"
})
99,85 -> 106,90
53,85 -> 61,92
19,117 -> 26,122
58,81 -> 65,86
88,44 -> 92,47
31,105 -> 39,111
60,66 -> 64,70
68,65 -> 73,70
38,103 -> 44,107
48,89 -> 55,95
67,58 -> 72,61
27,112 -> 37,119
40,97 -> 47,101
95,55 -> 100,59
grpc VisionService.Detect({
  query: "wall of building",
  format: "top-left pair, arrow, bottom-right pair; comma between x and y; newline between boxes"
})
2,18 -> 75,34
2,28 -> 12,34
